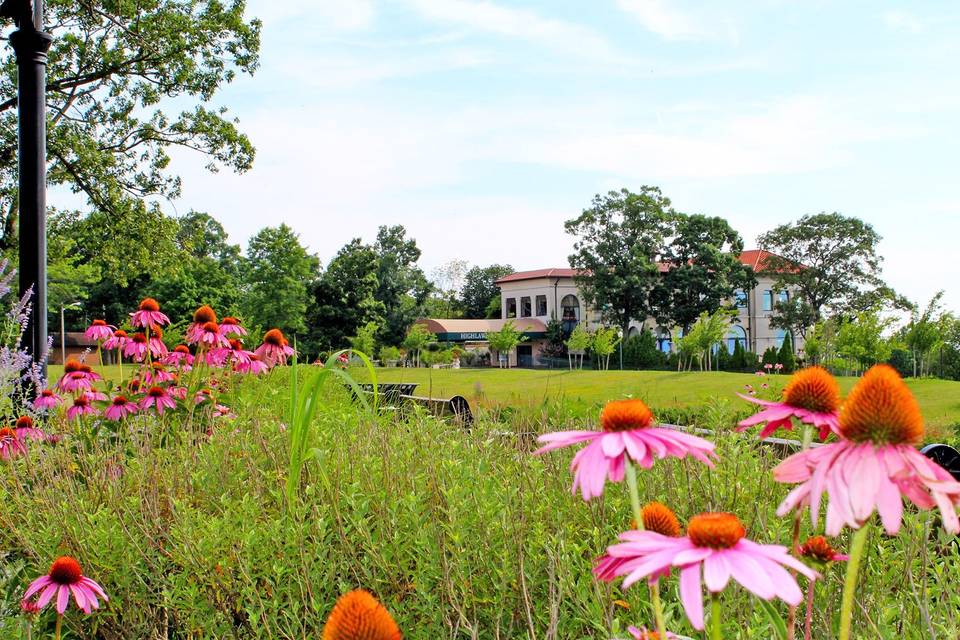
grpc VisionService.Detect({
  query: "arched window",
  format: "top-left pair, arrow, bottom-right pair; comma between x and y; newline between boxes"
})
627,326 -> 640,339
560,295 -> 580,331
775,329 -> 788,348
726,324 -> 747,354
656,327 -> 672,353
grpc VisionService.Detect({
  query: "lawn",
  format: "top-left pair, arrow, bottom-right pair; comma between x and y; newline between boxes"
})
364,367 -> 960,436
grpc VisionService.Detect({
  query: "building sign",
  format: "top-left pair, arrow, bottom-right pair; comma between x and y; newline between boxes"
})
436,331 -> 546,342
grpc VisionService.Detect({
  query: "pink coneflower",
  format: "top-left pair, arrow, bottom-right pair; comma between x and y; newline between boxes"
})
219,316 -> 247,337
595,502 -> 682,583
57,371 -> 92,394
148,326 -> 168,358
67,396 -> 98,421
79,363 -> 102,382
102,329 -> 129,351
800,536 -> 848,566
139,386 -> 177,415
534,399 -> 716,500
0,427 -> 28,459
124,333 -> 148,362
254,329 -> 295,367
14,416 -> 45,441
194,388 -> 214,405
143,363 -> 175,384
33,388 -> 63,410
764,363 -> 774,371
104,395 -> 138,421
603,512 -> 817,630
83,390 -> 108,402
628,627 -> 679,639
169,386 -> 188,401
226,339 -> 253,366
83,319 -> 115,342
737,366 -> 841,440
213,404 -> 235,419
236,353 -> 269,374
196,321 -> 227,348
164,344 -> 195,368
775,363 -> 784,371
775,365 -> 960,535
129,297 -> 170,329
755,371 -> 766,377
21,556 -> 108,615
186,305 -> 217,344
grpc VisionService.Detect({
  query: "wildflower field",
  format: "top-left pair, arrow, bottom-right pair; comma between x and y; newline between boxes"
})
1,291 -> 959,639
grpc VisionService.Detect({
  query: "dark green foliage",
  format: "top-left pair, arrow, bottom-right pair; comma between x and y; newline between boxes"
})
622,329 -> 667,369
762,346 -> 779,367
777,333 -> 796,372
887,348 -> 914,378
542,318 -> 568,358
372,226 -> 431,347
652,213 -> 756,331
730,339 -> 747,371
459,264 -> 514,319
243,225 -> 320,337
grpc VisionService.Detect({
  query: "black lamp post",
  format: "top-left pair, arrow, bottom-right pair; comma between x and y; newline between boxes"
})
1,0 -> 51,380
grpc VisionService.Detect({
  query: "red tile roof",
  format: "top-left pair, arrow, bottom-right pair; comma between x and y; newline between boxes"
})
496,250 -> 798,284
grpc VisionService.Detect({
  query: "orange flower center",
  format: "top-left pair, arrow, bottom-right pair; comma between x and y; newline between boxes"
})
0,427 -> 15,440
174,345 -> 191,354
838,364 -> 923,445
15,416 -> 33,430
138,298 -> 160,312
322,590 -> 402,640
80,364 -> 92,373
132,333 -> 147,344
641,501 -> 682,537
193,305 -> 217,324
229,339 -> 242,351
202,321 -> 220,334
800,536 -> 839,563
600,399 -> 654,432
91,319 -> 107,327
263,329 -> 285,347
687,513 -> 746,549
147,386 -> 166,398
112,396 -> 128,406
41,389 -> 55,398
74,397 -> 89,408
152,326 -> 163,339
63,359 -> 83,373
222,316 -> 239,325
151,363 -> 166,372
782,366 -> 840,413
48,557 -> 83,585
114,329 -> 128,338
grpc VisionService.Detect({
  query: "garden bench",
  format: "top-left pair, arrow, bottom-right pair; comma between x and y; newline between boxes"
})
351,383 -> 473,427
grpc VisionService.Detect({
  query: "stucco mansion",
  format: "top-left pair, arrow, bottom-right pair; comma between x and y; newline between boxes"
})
419,250 -> 800,367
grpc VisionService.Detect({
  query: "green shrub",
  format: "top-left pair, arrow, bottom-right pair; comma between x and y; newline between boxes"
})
622,330 -> 667,370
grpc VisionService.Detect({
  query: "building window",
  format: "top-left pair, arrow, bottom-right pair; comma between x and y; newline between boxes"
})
506,297 -> 516,318
560,294 -> 580,331
775,329 -> 788,347
726,324 -> 747,354
763,290 -> 773,311
734,289 -> 748,308
778,290 -> 789,304
535,295 -> 547,316
656,327 -> 672,353
520,296 -> 532,318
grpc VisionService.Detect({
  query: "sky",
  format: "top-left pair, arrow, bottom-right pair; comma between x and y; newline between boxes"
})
81,1 -> 960,308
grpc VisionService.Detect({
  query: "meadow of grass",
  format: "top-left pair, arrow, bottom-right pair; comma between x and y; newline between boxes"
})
3,366 -> 959,638
364,367 -> 960,441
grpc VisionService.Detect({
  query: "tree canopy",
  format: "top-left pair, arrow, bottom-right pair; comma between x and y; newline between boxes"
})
459,264 -> 514,319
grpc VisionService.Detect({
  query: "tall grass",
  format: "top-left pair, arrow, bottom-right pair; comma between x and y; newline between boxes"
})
0,373 -> 957,638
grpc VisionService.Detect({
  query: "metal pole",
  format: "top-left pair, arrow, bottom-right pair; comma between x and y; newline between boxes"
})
4,0 -> 52,383
59,303 -> 64,363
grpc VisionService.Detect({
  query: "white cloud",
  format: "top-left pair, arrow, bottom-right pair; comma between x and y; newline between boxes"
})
882,10 -> 924,34
405,0 -> 618,60
251,0 -> 375,30
616,0 -> 737,43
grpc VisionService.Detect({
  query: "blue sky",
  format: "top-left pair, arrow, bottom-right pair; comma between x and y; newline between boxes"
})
143,1 -> 959,308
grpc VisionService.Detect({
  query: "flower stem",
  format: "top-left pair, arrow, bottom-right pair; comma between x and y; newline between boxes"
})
710,593 -> 722,640
803,576 -> 816,640
839,525 -> 871,640
624,462 -> 667,638
55,615 -> 62,640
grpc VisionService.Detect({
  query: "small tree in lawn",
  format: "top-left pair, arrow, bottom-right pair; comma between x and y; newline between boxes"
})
402,323 -> 435,367
348,321 -> 378,359
487,321 -> 526,368
777,332 -> 796,372
592,326 -> 621,371
565,323 -> 593,370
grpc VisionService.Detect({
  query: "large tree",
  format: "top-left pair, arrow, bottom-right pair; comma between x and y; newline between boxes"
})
243,224 -> 319,336
757,213 -> 886,322
565,187 -> 672,333
373,225 -> 431,346
459,264 -> 514,319
652,213 -> 755,331
308,239 -> 385,353
0,0 -> 260,252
